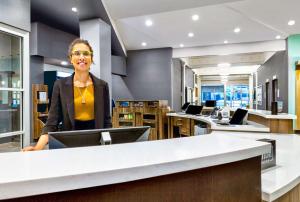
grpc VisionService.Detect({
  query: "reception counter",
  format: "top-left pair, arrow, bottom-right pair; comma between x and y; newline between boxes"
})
167,112 -> 270,138
167,108 -> 297,138
233,109 -> 297,134
213,131 -> 300,202
0,134 -> 270,201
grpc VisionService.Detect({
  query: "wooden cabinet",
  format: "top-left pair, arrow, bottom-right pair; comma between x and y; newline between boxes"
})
173,117 -> 191,136
112,100 -> 170,140
32,84 -> 49,140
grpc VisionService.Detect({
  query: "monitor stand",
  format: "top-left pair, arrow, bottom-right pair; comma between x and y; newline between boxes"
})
100,132 -> 112,145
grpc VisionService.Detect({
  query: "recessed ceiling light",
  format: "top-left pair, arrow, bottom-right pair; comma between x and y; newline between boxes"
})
61,61 -> 68,66
218,63 -> 231,68
276,35 -> 281,39
141,42 -> 147,46
192,15 -> 199,21
179,44 -> 184,48
188,32 -> 194,37
71,7 -> 77,12
145,20 -> 153,27
288,20 -> 295,26
1,81 -> 5,85
234,27 -> 241,33
224,40 -> 228,44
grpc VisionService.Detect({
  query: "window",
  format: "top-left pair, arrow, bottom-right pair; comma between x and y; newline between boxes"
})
201,85 -> 224,107
226,85 -> 249,108
0,24 -> 29,152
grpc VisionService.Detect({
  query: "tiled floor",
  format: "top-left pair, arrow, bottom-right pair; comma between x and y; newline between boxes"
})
0,142 -> 21,153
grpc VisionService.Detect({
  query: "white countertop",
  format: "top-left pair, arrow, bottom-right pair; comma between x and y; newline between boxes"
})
234,109 -> 297,120
0,134 -> 269,200
213,131 -> 300,201
167,113 -> 270,132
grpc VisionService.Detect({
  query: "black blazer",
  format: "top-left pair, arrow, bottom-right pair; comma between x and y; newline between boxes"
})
42,73 -> 112,134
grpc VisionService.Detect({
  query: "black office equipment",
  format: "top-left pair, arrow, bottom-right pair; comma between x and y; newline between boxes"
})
229,108 -> 248,125
205,100 -> 217,107
48,126 -> 150,149
210,107 -> 219,117
271,101 -> 278,115
257,139 -> 276,170
181,102 -> 190,111
185,105 -> 203,115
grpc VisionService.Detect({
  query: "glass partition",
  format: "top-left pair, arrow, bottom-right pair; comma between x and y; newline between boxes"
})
0,30 -> 23,137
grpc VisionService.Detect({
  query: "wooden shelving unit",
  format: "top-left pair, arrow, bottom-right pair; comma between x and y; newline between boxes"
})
32,84 -> 49,140
112,100 -> 170,140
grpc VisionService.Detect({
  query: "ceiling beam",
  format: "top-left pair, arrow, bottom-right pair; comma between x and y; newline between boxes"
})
76,0 -> 127,57
173,40 -> 286,58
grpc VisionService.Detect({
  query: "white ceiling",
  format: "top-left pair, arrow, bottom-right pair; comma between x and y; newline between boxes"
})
103,0 -> 300,50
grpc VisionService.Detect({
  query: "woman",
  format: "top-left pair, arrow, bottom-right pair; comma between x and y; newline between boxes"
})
23,38 -> 112,151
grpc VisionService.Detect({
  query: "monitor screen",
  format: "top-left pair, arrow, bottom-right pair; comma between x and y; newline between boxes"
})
185,105 -> 203,115
48,126 -> 150,149
205,100 -> 216,107
229,108 -> 248,125
181,102 -> 190,111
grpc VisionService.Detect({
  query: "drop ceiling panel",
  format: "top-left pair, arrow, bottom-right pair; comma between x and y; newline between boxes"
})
116,4 -> 281,50
104,0 -> 300,50
104,0 -> 243,19
228,0 -> 300,35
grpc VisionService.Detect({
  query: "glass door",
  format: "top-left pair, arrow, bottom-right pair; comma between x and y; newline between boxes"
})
0,29 -> 23,152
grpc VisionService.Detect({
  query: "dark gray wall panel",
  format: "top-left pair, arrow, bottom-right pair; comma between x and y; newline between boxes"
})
112,75 -> 133,100
112,55 -> 126,76
30,22 -> 77,61
185,67 -> 194,88
0,0 -> 30,31
30,56 -> 44,141
256,51 -> 288,112
172,59 -> 182,112
124,48 -> 172,104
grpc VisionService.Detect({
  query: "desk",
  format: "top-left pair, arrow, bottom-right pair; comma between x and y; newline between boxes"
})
167,113 -> 270,138
232,109 -> 297,134
213,131 -> 300,202
0,135 -> 269,201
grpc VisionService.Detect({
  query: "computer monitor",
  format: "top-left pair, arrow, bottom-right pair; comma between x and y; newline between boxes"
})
185,105 -> 203,115
205,100 -> 217,107
48,126 -> 150,150
229,108 -> 248,125
181,102 -> 190,111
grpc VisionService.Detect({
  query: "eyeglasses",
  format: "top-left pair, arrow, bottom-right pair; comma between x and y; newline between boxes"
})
71,50 -> 93,57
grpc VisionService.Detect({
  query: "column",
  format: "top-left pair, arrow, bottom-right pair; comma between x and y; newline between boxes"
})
79,19 -> 112,106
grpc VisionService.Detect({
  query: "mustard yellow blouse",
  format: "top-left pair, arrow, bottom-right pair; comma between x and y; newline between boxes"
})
74,85 -> 94,121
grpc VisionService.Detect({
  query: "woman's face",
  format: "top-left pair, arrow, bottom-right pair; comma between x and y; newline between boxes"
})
70,43 -> 92,72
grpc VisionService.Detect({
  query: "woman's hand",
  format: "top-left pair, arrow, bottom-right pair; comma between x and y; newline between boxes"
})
21,146 -> 36,152
21,134 -> 49,152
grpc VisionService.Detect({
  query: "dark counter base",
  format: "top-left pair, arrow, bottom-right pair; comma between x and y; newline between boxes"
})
5,156 -> 261,202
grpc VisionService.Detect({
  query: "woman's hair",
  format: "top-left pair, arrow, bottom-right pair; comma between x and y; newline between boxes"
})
68,38 -> 94,63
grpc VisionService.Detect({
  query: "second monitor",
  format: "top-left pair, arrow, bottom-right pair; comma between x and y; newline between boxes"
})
48,126 -> 150,149
185,105 -> 203,115
229,108 -> 248,125
205,100 -> 217,107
